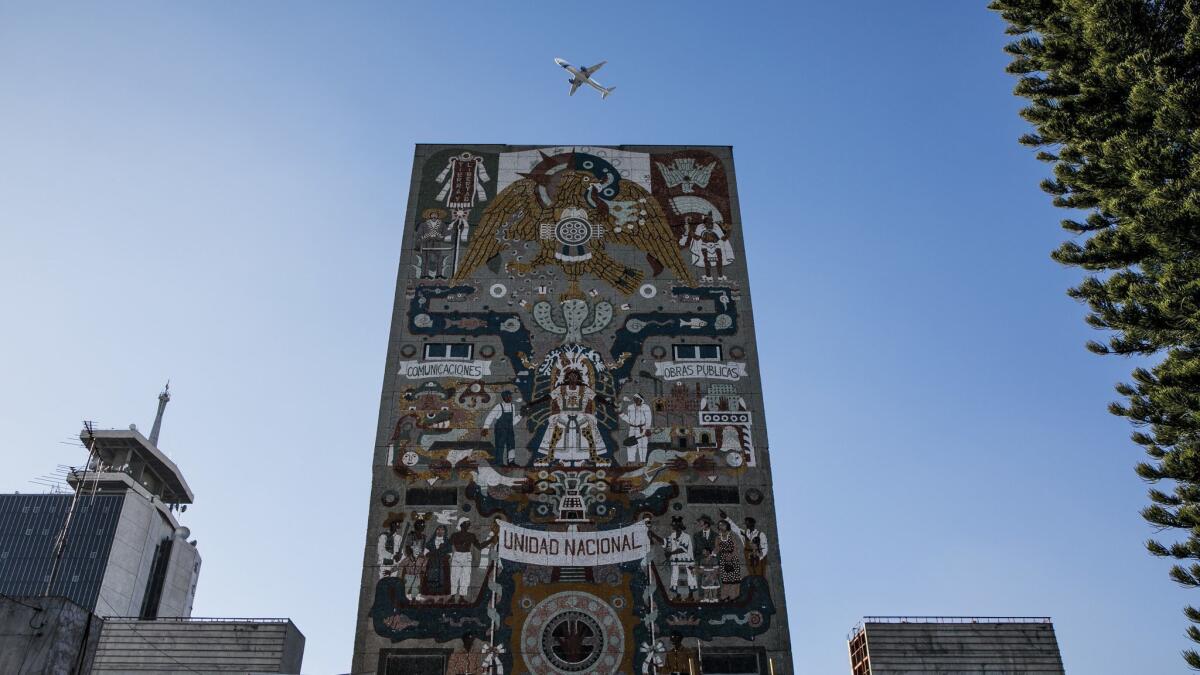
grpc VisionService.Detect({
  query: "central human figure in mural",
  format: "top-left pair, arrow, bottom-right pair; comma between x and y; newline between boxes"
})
524,344 -> 618,468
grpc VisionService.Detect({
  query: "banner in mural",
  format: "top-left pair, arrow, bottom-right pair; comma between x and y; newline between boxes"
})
397,359 -> 492,380
497,520 -> 650,567
654,360 -> 747,381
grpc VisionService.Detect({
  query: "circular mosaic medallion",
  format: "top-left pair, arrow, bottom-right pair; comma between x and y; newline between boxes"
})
380,490 -> 399,507
745,488 -> 764,505
400,344 -> 417,358
729,345 -> 745,359
489,283 -> 508,298
401,451 -> 419,467
555,217 -> 593,246
638,283 -> 657,298
725,452 -> 744,468
650,345 -> 667,359
479,344 -> 496,358
522,591 -> 624,674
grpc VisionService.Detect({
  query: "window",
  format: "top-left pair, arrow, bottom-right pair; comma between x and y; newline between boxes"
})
702,649 -> 767,675
686,486 -> 741,504
673,344 -> 721,361
405,488 -> 458,506
378,649 -> 449,675
424,343 -> 473,360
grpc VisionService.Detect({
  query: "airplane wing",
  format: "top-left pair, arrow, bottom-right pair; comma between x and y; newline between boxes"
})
569,80 -> 582,96
581,61 -> 606,77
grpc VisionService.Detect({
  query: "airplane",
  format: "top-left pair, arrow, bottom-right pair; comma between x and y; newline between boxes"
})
555,57 -> 615,99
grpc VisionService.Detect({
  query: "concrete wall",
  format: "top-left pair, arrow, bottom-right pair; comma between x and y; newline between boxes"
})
0,595 -> 102,675
157,533 -> 201,618
353,145 -> 791,674
859,622 -> 1065,674
92,618 -> 305,674
95,493 -> 174,618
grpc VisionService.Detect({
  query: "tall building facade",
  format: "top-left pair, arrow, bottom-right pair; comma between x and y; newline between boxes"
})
354,145 -> 790,674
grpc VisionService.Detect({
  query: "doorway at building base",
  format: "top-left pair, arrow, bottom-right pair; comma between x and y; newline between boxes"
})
354,145 -> 792,675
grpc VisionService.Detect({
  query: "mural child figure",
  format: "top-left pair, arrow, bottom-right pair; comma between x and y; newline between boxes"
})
714,515 -> 745,600
448,518 -> 497,602
678,211 -> 734,282
480,390 -> 521,466
698,548 -> 721,603
396,540 -> 428,602
619,393 -> 653,464
423,524 -> 453,598
724,512 -> 769,577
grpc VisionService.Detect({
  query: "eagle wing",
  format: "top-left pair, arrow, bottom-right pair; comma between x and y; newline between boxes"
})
453,178 -> 542,280
604,181 -> 693,283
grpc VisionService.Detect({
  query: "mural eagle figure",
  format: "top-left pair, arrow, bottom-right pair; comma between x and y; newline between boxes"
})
452,152 -> 692,297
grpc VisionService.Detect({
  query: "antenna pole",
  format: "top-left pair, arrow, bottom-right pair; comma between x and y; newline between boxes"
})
648,560 -> 658,674
46,421 -> 99,595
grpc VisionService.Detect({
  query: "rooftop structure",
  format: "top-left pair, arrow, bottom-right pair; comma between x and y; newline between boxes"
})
848,617 -> 1066,674
0,386 -> 306,674
0,387 -> 199,618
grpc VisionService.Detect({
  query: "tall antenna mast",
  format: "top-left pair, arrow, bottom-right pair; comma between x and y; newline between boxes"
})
46,421 -> 99,595
149,381 -> 170,446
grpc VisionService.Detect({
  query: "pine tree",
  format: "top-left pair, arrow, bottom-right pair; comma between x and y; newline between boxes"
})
991,0 -> 1200,666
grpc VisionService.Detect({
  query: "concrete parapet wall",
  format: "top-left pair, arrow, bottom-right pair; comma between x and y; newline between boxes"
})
92,618 -> 305,674
0,595 -> 102,675
861,621 -> 1065,674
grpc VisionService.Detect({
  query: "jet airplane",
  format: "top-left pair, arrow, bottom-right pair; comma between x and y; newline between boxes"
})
555,57 -> 615,99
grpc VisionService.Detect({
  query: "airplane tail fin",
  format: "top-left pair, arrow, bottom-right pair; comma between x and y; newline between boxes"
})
602,86 -> 615,100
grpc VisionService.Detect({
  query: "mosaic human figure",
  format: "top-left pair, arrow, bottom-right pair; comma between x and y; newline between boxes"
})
679,211 -> 734,282
723,511 -> 769,577
445,631 -> 487,675
714,517 -> 744,600
534,352 -> 610,467
698,548 -> 721,603
650,516 -> 697,601
481,390 -> 521,465
662,633 -> 699,675
396,540 -> 428,602
416,208 -> 462,279
693,514 -> 717,557
376,519 -> 403,580
619,393 -> 653,464
448,519 -> 496,602
422,524 -> 452,597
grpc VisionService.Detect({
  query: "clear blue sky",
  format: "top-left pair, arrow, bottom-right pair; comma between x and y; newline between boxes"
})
0,2 -> 1184,673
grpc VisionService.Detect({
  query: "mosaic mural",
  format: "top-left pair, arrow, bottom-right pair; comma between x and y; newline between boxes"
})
354,145 -> 791,675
